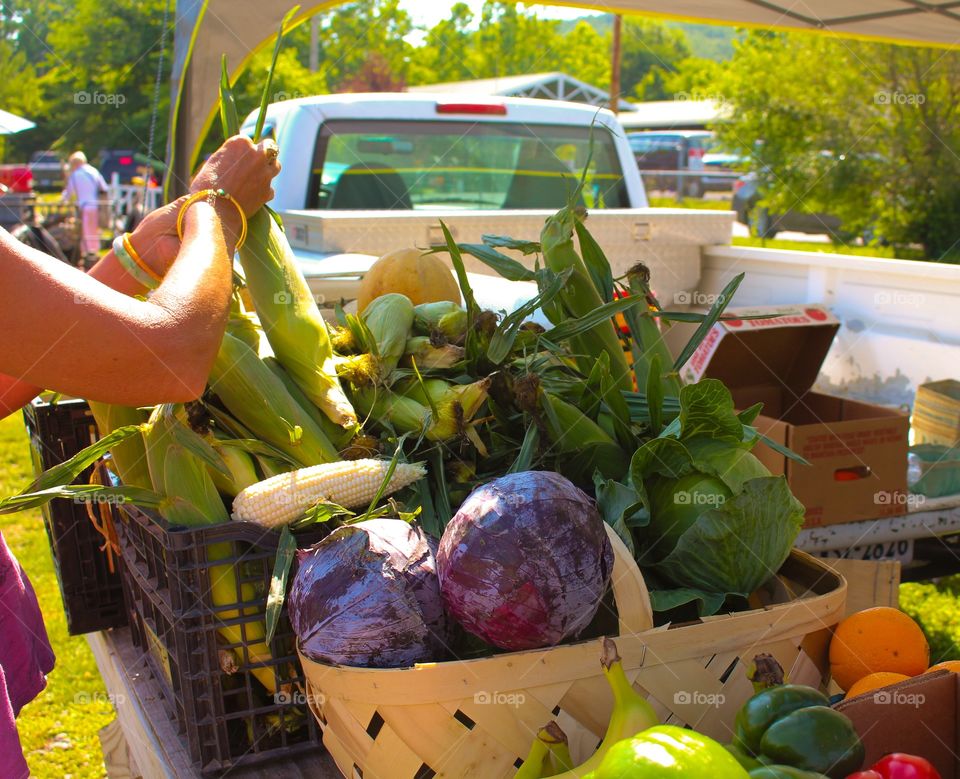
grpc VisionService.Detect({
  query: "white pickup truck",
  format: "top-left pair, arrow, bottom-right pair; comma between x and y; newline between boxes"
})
243,93 -> 960,578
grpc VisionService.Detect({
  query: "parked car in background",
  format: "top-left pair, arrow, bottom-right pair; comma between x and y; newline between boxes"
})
28,150 -> 64,192
732,171 -> 843,239
627,129 -> 712,197
701,148 -> 744,192
97,150 -> 161,186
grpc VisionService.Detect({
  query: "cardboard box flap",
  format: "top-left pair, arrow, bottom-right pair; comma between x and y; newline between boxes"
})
836,670 -> 959,776
683,305 -> 840,393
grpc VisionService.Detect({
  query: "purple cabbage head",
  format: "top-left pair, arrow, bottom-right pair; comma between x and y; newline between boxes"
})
289,518 -> 449,668
437,471 -> 613,651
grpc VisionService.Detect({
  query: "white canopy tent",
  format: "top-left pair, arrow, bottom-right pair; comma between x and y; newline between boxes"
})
168,0 -> 960,192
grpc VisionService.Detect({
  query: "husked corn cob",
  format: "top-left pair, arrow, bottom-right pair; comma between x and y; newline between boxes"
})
232,459 -> 426,528
238,209 -> 357,428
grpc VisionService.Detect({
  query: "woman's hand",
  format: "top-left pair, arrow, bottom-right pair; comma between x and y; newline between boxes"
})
127,135 -> 280,273
191,135 -> 280,216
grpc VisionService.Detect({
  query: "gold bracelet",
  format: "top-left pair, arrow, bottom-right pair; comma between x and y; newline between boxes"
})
176,188 -> 248,250
121,232 -> 164,284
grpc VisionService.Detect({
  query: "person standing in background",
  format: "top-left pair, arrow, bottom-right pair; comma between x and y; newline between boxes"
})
62,151 -> 108,267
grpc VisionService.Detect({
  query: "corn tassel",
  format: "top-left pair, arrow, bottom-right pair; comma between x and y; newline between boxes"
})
232,459 -> 427,527
238,209 -> 356,428
208,333 -> 340,467
541,207 -> 633,392
87,402 -> 152,489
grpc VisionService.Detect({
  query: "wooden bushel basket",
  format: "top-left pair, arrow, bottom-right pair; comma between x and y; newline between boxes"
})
299,526 -> 846,779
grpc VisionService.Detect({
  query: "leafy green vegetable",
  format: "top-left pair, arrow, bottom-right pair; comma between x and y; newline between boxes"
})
627,379 -> 805,615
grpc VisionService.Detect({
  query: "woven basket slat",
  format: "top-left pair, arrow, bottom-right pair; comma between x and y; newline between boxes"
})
378,702 -> 472,769
300,527 -> 847,779
554,676 -> 610,737
451,695 -> 559,758
362,724 -> 426,779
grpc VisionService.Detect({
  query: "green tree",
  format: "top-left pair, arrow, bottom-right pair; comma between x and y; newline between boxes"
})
716,31 -> 960,258
413,2 -> 476,84
620,19 -> 690,100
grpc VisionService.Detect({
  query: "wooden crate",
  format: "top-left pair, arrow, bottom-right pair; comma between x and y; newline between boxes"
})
299,526 -> 847,779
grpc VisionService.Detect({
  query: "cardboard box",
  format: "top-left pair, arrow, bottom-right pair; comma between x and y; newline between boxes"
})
914,379 -> 960,446
836,670 -> 959,776
683,305 -> 909,527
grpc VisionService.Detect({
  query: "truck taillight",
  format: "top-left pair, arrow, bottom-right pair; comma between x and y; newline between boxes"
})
732,179 -> 744,194
435,102 -> 507,116
688,147 -> 704,160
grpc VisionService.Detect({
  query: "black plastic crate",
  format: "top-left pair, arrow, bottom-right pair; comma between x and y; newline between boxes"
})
115,504 -> 327,775
22,397 -> 127,634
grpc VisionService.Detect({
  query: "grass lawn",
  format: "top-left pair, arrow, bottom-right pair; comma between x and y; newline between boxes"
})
0,412 -> 110,778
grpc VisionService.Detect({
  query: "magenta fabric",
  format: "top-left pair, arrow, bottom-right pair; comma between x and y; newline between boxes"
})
0,530 -> 55,779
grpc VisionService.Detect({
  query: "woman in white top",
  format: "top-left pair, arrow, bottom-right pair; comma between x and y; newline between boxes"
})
62,151 -> 109,261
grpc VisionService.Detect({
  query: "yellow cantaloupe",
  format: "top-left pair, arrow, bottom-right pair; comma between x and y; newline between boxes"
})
357,248 -> 461,312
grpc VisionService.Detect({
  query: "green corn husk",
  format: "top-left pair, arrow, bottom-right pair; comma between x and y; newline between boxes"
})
208,333 -> 340,467
540,390 -> 628,481
624,264 -> 682,397
402,337 -> 464,370
361,293 -> 415,378
159,440 -> 280,693
87,402 -> 152,489
351,385 -> 431,434
263,356 -> 356,449
238,209 -> 357,428
413,300 -> 461,333
227,292 -> 262,354
142,404 -> 175,493
541,208 -> 633,392
208,443 -> 259,498
398,377 -> 452,407
437,309 -> 469,343
256,455 -> 293,480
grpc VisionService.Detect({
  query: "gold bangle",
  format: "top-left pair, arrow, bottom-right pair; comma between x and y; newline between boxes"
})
121,232 -> 163,284
176,188 -> 248,250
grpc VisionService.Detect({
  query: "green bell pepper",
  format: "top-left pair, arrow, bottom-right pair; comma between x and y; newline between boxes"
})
732,685 -> 864,778
591,725 -> 750,778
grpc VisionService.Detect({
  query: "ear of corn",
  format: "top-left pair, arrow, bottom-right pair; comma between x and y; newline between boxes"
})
226,291 -> 262,354
209,333 -> 340,467
232,458 -> 426,528
413,300 -> 461,333
402,337 -> 464,369
424,378 -> 491,441
208,443 -> 260,498
87,402 -> 152,489
263,356 -> 356,449
361,293 -> 415,379
540,208 -> 633,392
238,209 -> 357,428
351,385 -> 431,434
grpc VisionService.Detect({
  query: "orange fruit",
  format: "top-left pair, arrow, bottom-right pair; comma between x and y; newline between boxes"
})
844,671 -> 910,699
926,660 -> 960,674
829,606 -> 929,691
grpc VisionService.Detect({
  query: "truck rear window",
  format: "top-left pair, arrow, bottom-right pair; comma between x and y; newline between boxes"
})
307,119 -> 629,211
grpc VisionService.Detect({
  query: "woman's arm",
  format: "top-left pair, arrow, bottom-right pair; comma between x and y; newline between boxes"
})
0,136 -> 277,408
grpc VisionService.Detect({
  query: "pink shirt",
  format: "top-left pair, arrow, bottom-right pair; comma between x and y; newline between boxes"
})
0,530 -> 55,779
